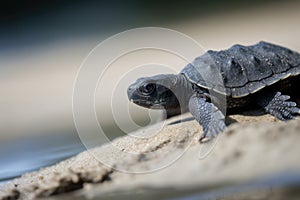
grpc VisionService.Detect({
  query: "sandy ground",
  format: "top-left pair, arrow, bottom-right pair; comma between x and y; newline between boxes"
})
1,112 -> 300,200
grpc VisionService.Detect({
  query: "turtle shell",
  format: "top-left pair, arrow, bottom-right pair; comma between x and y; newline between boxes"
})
180,41 -> 300,97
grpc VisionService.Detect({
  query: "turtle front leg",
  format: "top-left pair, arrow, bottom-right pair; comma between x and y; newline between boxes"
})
189,93 -> 226,142
257,91 -> 300,120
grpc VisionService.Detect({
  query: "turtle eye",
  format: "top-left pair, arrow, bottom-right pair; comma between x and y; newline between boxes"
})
140,83 -> 155,94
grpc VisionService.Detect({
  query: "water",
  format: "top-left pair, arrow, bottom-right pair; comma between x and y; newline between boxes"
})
0,133 -> 85,183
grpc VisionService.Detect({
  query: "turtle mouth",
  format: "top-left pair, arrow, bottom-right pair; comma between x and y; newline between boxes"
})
130,99 -> 166,109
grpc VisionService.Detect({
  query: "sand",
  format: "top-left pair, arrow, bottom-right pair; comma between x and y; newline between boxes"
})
1,112 -> 300,200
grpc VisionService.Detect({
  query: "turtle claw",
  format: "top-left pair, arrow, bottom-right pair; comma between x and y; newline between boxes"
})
200,114 -> 227,142
189,94 -> 227,142
258,91 -> 300,121
199,136 -> 210,143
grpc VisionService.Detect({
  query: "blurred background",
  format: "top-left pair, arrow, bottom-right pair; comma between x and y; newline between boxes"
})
0,0 -> 300,182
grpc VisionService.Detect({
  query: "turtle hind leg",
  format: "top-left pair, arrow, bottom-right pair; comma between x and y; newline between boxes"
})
257,91 -> 300,120
189,94 -> 226,142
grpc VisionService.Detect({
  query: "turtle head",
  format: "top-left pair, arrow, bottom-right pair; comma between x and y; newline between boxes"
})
127,74 -> 183,110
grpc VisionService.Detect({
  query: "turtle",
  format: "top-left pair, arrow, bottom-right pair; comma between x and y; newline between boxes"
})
127,41 -> 300,141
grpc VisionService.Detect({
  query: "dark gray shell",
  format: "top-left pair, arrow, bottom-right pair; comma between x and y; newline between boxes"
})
181,41 -> 300,97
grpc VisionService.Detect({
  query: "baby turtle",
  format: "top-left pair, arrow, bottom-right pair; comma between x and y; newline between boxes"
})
127,41 -> 300,141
